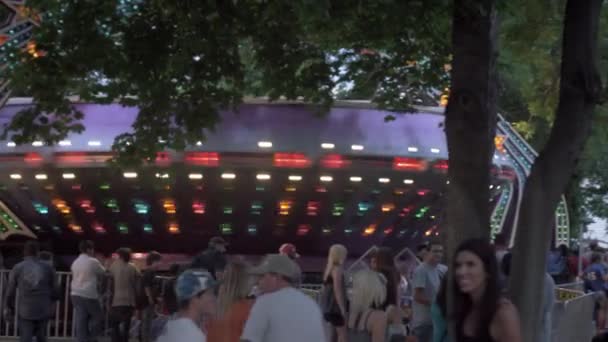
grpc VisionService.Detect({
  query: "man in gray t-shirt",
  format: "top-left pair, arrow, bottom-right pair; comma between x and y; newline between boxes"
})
411,242 -> 446,342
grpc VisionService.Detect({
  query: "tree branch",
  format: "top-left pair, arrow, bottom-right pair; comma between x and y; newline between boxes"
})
510,1 -> 603,341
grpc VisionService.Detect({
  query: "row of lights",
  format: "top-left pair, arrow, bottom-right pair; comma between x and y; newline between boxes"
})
219,174 -> 418,184
7,140 -> 103,147
6,139 -> 442,154
183,173 -> 417,184
195,222 -> 430,237
260,140 -> 441,154
40,199 -> 427,217
10,173 -> 75,180
8,173 -> 416,184
58,219 -> 432,237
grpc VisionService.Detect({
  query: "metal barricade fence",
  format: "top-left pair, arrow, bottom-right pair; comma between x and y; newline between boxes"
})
556,281 -> 584,292
301,283 -> 322,303
0,269 -> 325,339
552,291 -> 595,342
0,270 -> 115,340
0,270 -> 78,339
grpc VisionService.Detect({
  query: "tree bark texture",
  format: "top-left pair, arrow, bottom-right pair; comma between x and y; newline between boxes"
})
445,0 -> 498,256
509,1 -> 603,341
445,2 -> 497,339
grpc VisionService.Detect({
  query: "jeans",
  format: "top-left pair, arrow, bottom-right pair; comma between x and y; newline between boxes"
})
109,306 -> 134,342
140,305 -> 156,342
19,318 -> 48,342
412,323 -> 433,342
71,295 -> 103,342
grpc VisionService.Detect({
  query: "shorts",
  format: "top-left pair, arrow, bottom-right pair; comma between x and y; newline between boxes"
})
324,312 -> 345,327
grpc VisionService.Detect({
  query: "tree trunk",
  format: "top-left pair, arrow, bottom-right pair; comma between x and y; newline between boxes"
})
509,1 -> 603,341
445,2 -> 497,339
445,0 -> 498,255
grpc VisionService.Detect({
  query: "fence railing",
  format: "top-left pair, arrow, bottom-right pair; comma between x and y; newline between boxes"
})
0,270 -> 82,339
0,269 -> 323,339
552,291 -> 595,342
556,281 -> 584,292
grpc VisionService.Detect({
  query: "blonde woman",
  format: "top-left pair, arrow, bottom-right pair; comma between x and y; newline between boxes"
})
348,269 -> 388,342
321,244 -> 348,342
207,261 -> 254,342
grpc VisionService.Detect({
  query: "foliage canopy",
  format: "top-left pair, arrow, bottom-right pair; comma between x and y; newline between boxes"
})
4,0 -> 451,165
5,0 -> 608,231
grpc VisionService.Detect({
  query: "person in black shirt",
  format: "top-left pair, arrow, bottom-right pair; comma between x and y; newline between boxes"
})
191,236 -> 228,279
140,251 -> 162,342
161,264 -> 181,315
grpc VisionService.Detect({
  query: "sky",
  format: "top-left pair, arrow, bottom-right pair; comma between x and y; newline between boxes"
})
585,218 -> 608,245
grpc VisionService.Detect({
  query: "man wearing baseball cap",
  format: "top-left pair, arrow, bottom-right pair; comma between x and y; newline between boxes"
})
156,270 -> 218,342
278,243 -> 300,260
191,236 -> 228,279
241,254 -> 325,342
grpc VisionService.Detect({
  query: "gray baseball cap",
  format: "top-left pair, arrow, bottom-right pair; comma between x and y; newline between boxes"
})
250,254 -> 301,281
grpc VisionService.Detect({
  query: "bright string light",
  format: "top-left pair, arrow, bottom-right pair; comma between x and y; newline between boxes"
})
221,173 -> 236,180
320,176 -> 333,182
188,173 -> 203,180
256,173 -> 271,180
123,172 -> 138,179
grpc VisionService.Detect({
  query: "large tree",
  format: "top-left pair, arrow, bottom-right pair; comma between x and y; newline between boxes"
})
446,1 -> 605,340
499,0 -> 608,237
509,1 -> 604,341
442,2 -> 498,340
444,0 -> 497,250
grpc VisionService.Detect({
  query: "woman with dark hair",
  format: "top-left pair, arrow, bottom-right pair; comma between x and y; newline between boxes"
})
370,247 -> 406,340
451,238 -> 521,342
370,247 -> 399,309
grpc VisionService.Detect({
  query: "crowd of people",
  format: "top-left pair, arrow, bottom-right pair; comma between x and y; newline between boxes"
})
4,233 -> 605,342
